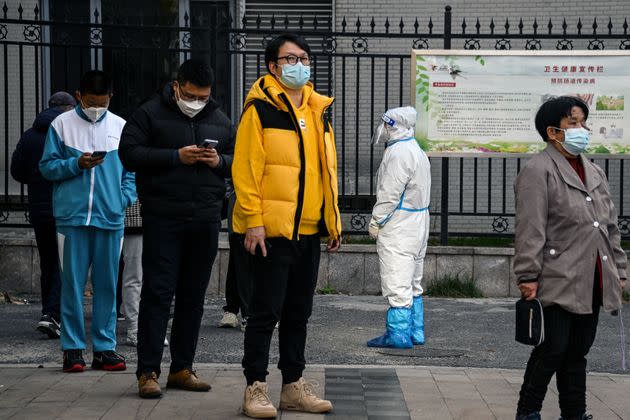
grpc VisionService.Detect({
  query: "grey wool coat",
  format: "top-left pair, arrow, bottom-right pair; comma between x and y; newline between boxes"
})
513,144 -> 627,314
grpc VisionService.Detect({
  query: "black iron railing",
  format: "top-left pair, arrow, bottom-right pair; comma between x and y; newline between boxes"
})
1,3 -> 629,243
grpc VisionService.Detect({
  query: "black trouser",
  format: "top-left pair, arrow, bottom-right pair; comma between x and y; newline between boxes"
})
222,234 -> 251,318
32,220 -> 61,320
517,274 -> 602,418
136,214 -> 220,378
242,234 -> 320,385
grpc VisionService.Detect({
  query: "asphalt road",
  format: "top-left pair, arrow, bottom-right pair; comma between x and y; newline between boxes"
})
1,295 -> 628,374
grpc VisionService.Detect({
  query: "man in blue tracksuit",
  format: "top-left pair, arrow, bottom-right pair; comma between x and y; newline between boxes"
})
40,70 -> 136,373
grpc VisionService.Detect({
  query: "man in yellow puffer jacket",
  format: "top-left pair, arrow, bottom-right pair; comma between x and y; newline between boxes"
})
232,33 -> 341,419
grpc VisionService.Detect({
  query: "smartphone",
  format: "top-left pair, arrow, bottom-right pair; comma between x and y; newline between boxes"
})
91,151 -> 107,160
201,139 -> 219,149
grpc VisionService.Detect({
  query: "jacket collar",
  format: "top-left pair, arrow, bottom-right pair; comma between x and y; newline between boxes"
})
544,144 -> 602,193
244,74 -> 334,115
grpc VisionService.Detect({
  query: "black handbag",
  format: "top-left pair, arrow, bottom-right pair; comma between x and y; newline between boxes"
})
515,298 -> 545,346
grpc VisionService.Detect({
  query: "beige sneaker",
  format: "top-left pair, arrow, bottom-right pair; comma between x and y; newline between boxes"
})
279,377 -> 332,413
219,311 -> 239,328
243,381 -> 277,418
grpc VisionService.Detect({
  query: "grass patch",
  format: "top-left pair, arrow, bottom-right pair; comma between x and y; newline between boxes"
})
428,236 -> 514,247
317,285 -> 339,295
425,274 -> 484,298
342,235 -> 375,244
343,235 -> 515,247
623,289 -> 630,303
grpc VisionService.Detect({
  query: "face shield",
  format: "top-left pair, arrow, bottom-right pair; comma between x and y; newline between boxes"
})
371,106 -> 417,145
371,115 -> 395,145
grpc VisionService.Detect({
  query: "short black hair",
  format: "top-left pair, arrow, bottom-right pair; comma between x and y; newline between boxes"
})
535,96 -> 589,142
79,70 -> 113,95
264,33 -> 311,73
177,58 -> 215,87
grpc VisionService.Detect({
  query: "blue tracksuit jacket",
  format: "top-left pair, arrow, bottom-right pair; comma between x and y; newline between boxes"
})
39,106 -> 136,229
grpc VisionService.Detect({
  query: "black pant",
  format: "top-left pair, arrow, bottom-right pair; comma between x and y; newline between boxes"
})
222,234 -> 251,318
136,214 -> 220,378
242,234 -> 320,385
517,277 -> 601,418
32,221 -> 61,319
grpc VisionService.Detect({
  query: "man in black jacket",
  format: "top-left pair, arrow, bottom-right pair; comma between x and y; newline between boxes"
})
119,59 -> 235,398
10,91 -> 76,339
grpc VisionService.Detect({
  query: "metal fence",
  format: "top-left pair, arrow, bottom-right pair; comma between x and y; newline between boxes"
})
1,4 -> 629,243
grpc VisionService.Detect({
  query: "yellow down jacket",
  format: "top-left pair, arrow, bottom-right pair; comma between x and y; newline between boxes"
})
232,75 -> 342,241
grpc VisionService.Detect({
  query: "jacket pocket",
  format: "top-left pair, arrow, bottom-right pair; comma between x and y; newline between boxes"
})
541,240 -> 572,279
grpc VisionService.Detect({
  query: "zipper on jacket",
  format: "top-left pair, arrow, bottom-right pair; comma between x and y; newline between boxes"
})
320,103 -> 340,238
190,120 -> 198,215
86,122 -> 96,225
279,93 -> 307,241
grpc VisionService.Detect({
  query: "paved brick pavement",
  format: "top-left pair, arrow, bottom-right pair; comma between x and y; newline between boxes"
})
1,364 -> 629,419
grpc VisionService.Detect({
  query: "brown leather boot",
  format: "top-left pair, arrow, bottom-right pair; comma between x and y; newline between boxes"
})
166,368 -> 211,392
279,377 -> 332,413
242,381 -> 277,419
138,372 -> 161,399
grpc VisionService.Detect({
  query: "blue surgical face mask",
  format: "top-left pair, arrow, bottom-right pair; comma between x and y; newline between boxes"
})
553,127 -> 590,155
279,62 -> 311,90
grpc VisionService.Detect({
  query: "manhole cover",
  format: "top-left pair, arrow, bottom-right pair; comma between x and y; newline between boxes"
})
376,347 -> 467,358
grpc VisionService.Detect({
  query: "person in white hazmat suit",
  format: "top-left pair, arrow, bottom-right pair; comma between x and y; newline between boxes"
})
367,106 -> 431,349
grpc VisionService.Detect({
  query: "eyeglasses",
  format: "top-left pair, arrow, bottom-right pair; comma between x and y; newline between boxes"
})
177,86 -> 210,102
276,55 -> 311,66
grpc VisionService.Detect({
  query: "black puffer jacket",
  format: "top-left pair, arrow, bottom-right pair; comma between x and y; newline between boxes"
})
10,107 -> 66,223
118,83 -> 235,222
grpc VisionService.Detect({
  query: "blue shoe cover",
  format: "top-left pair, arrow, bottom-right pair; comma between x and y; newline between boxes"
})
367,307 -> 413,348
411,296 -> 425,345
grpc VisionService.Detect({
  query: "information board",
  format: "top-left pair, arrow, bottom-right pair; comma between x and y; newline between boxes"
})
412,50 -> 630,154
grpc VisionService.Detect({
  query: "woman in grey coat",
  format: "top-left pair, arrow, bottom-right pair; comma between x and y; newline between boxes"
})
513,96 -> 627,420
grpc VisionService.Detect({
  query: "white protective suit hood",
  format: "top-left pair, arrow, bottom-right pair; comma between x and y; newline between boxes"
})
371,106 -> 417,145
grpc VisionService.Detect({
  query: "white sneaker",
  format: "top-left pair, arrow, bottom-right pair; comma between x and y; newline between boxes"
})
280,377 -> 332,413
243,381 -> 277,418
219,311 -> 239,328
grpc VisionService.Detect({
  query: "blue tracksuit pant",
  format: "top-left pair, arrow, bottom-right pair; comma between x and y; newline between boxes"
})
57,226 -> 123,351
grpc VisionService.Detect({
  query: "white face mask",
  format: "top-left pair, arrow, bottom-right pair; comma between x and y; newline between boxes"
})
176,97 -> 206,118
82,106 -> 108,122
175,85 -> 207,118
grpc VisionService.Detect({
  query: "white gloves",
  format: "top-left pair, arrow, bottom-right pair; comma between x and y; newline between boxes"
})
368,220 -> 380,240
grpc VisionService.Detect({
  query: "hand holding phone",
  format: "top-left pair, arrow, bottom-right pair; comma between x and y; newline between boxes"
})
201,139 -> 219,149
91,151 -> 107,160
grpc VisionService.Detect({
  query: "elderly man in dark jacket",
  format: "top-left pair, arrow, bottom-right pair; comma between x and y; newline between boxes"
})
10,91 -> 76,339
119,59 -> 235,399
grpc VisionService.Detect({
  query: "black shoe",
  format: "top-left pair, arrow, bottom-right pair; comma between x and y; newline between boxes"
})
37,315 -> 61,339
92,350 -> 127,371
516,413 -> 541,420
63,349 -> 86,373
559,414 -> 593,420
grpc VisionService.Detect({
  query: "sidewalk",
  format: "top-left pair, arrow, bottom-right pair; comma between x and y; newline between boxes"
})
1,364 -> 629,420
